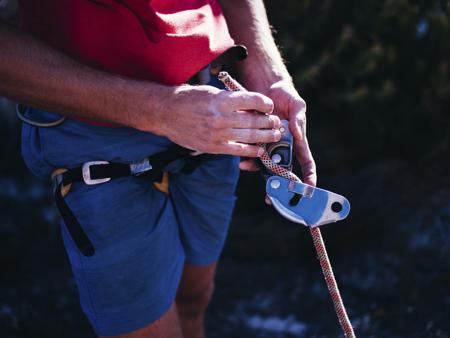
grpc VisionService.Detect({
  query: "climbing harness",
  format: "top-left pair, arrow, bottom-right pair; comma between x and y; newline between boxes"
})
52,144 -> 211,256
218,71 -> 356,338
15,45 -> 247,257
17,45 -> 248,257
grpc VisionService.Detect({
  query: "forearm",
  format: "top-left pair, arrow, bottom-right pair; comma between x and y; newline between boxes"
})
0,21 -> 170,133
0,18 -> 284,158
219,0 -> 292,92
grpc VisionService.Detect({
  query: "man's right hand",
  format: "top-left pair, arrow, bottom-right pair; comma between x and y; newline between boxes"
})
140,84 -> 282,158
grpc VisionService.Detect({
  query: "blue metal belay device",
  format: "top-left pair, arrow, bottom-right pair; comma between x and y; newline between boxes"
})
263,120 -> 350,227
266,176 -> 350,227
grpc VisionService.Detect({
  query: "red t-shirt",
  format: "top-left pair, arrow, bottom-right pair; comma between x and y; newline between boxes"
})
19,0 -> 234,85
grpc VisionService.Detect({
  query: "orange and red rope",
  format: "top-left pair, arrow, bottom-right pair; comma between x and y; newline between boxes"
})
218,71 -> 355,338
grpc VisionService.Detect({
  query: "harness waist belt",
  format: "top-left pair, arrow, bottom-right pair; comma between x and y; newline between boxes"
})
52,145 -> 207,257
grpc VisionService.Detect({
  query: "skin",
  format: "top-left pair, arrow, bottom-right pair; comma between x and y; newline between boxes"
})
175,264 -> 218,338
0,22 -> 280,157
220,0 -> 317,187
0,1 -> 317,337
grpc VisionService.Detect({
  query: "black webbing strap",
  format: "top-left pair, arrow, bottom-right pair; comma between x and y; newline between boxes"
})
54,185 -> 96,256
54,145 -> 195,257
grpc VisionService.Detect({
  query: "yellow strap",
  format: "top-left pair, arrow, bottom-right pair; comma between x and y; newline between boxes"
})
153,171 -> 170,194
52,168 -> 170,196
51,168 -> 72,198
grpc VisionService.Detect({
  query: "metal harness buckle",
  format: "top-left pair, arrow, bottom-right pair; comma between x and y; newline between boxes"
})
82,161 -> 111,185
130,158 -> 152,176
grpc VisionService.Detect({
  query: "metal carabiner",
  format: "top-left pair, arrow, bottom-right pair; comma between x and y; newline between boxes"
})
16,103 -> 66,127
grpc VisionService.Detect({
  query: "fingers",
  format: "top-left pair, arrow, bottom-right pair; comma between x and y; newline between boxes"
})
294,134 -> 317,186
239,159 -> 260,171
221,91 -> 274,115
286,98 -> 314,184
221,111 -> 281,130
226,128 -> 281,144
285,96 -> 307,141
210,91 -> 281,128
215,141 -> 265,158
289,113 -> 307,142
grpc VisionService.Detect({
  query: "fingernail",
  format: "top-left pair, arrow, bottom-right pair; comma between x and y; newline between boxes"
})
271,115 -> 281,128
257,148 -> 265,157
274,130 -> 281,141
263,96 -> 274,110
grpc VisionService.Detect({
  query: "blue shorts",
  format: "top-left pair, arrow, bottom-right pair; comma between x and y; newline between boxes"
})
21,107 -> 240,335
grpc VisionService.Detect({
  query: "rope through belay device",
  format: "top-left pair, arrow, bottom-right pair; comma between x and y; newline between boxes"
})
218,72 -> 356,338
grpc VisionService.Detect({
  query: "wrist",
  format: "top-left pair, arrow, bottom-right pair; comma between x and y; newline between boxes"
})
117,79 -> 175,136
238,51 -> 293,93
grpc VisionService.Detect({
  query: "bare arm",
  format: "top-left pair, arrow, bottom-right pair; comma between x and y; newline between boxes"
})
0,20 -> 281,157
0,21 -> 163,129
219,0 -> 291,91
220,0 -> 317,185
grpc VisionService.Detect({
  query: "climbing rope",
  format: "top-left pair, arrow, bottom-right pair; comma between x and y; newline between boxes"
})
218,71 -> 356,338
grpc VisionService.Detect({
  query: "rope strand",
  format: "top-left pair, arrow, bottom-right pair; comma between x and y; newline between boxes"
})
218,71 -> 355,338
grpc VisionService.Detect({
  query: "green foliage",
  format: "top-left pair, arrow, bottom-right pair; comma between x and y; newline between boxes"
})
266,0 -> 450,169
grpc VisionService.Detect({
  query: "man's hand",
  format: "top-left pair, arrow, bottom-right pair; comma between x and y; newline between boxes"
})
144,84 -> 282,158
268,81 -> 317,186
240,81 -> 317,186
219,0 -> 317,186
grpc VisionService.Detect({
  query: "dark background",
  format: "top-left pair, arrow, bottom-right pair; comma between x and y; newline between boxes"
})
1,0 -> 449,337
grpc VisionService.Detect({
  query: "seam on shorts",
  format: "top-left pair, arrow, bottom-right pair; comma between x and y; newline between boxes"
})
168,192 -> 181,237
144,188 -> 170,237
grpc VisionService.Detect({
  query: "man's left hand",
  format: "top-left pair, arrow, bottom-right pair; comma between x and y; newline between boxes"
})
240,81 -> 317,187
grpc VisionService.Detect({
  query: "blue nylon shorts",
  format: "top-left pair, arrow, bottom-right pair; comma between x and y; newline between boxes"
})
21,103 -> 240,335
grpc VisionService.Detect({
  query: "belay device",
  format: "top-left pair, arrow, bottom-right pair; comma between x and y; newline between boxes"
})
263,120 -> 350,227
218,72 -> 356,338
